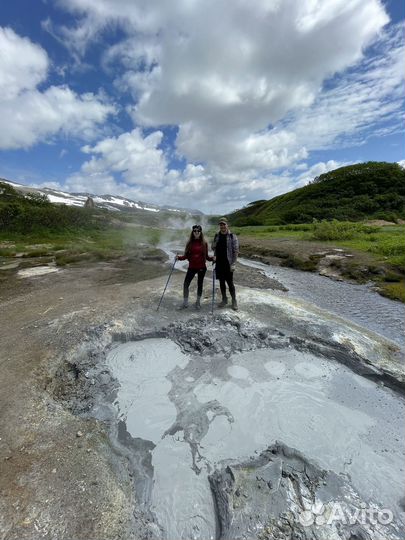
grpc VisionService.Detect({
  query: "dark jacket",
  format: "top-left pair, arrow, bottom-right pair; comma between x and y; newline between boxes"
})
212,231 -> 239,266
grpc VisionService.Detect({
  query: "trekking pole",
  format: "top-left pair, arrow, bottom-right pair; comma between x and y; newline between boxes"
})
211,263 -> 216,315
156,256 -> 177,311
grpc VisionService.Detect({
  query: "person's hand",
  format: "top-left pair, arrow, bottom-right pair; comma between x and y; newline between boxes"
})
230,263 -> 235,272
212,256 -> 216,262
175,254 -> 179,260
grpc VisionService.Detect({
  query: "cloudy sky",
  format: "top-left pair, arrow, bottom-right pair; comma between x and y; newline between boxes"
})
0,0 -> 404,213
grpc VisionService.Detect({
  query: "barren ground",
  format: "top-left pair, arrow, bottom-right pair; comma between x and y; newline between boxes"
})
0,254 -> 280,540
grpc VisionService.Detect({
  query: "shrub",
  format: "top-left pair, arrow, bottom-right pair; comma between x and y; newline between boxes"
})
311,220 -> 363,241
368,236 -> 405,257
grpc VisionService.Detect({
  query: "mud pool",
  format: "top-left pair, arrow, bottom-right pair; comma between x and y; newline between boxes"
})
106,335 -> 405,539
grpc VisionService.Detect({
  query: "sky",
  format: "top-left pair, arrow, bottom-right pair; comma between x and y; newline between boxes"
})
0,0 -> 404,214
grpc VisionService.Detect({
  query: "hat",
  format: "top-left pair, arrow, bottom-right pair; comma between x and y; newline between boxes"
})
218,217 -> 228,224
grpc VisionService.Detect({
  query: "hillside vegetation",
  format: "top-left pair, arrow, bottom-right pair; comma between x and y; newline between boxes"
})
229,162 -> 405,226
0,181 -> 180,267
0,181 -> 112,232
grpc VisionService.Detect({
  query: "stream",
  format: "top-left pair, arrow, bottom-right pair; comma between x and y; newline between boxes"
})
239,257 -> 405,349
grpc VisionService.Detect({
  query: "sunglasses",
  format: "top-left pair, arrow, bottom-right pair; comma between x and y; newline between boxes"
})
192,226 -> 202,232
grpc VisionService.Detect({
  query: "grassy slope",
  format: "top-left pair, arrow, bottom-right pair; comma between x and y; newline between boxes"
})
228,162 -> 405,225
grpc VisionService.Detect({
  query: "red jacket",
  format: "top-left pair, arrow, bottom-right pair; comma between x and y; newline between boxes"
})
178,239 -> 213,270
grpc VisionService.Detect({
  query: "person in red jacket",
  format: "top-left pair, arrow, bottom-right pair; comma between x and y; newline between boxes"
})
176,225 -> 214,310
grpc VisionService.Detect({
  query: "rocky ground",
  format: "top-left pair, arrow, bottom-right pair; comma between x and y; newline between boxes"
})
0,252 -> 286,540
0,252 -> 404,540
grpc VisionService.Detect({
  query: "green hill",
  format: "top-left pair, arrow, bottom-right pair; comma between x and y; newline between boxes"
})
229,162 -> 405,226
0,181 -> 110,233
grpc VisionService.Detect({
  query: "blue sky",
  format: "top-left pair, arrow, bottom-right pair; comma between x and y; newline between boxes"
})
0,0 -> 404,213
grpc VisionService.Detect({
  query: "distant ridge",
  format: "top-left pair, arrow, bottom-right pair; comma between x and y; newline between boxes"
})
0,178 -> 203,216
228,162 -> 405,225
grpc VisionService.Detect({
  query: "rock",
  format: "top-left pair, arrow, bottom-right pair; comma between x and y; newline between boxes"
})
84,196 -> 95,208
76,431 -> 83,438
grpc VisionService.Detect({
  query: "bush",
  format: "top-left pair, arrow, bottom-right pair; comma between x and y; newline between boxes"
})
368,236 -> 405,257
310,220 -> 374,241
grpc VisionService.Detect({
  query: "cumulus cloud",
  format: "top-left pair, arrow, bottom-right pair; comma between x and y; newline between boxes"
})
63,133 -> 344,213
0,27 -> 48,99
282,25 -> 405,150
51,1 -> 390,128
65,128 -> 168,195
0,27 -> 115,150
43,0 -> 403,212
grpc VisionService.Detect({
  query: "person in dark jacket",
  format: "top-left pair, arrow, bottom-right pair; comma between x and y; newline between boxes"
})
176,225 -> 214,310
212,217 -> 239,310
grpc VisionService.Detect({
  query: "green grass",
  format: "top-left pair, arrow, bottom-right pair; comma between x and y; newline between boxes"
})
234,222 -> 405,301
336,225 -> 405,267
234,222 -> 405,266
0,224 -> 181,266
378,281 -> 405,302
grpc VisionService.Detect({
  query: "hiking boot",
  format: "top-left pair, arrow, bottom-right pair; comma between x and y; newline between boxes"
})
218,296 -> 228,308
195,296 -> 201,310
231,298 -> 238,311
178,299 -> 189,310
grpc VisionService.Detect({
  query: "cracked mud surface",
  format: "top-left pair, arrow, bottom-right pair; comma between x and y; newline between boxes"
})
1,254 -> 404,540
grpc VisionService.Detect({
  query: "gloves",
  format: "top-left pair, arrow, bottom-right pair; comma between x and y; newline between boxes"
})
230,263 -> 236,272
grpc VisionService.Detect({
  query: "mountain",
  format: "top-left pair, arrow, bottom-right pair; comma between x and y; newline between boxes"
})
228,162 -> 405,226
0,178 -> 202,218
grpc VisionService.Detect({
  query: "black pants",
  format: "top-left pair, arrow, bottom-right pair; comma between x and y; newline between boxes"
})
183,268 -> 206,298
216,264 -> 236,299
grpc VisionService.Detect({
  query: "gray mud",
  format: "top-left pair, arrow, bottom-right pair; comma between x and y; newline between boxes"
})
47,266 -> 405,540
210,441 -> 403,540
58,311 -> 404,540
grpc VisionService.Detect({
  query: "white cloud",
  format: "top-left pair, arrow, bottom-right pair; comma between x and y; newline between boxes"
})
52,0 -> 390,131
0,27 -> 116,150
45,1 -> 403,212
65,128 -> 168,195
65,171 -> 119,195
0,27 -> 48,100
294,160 -> 347,187
282,24 -> 405,152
